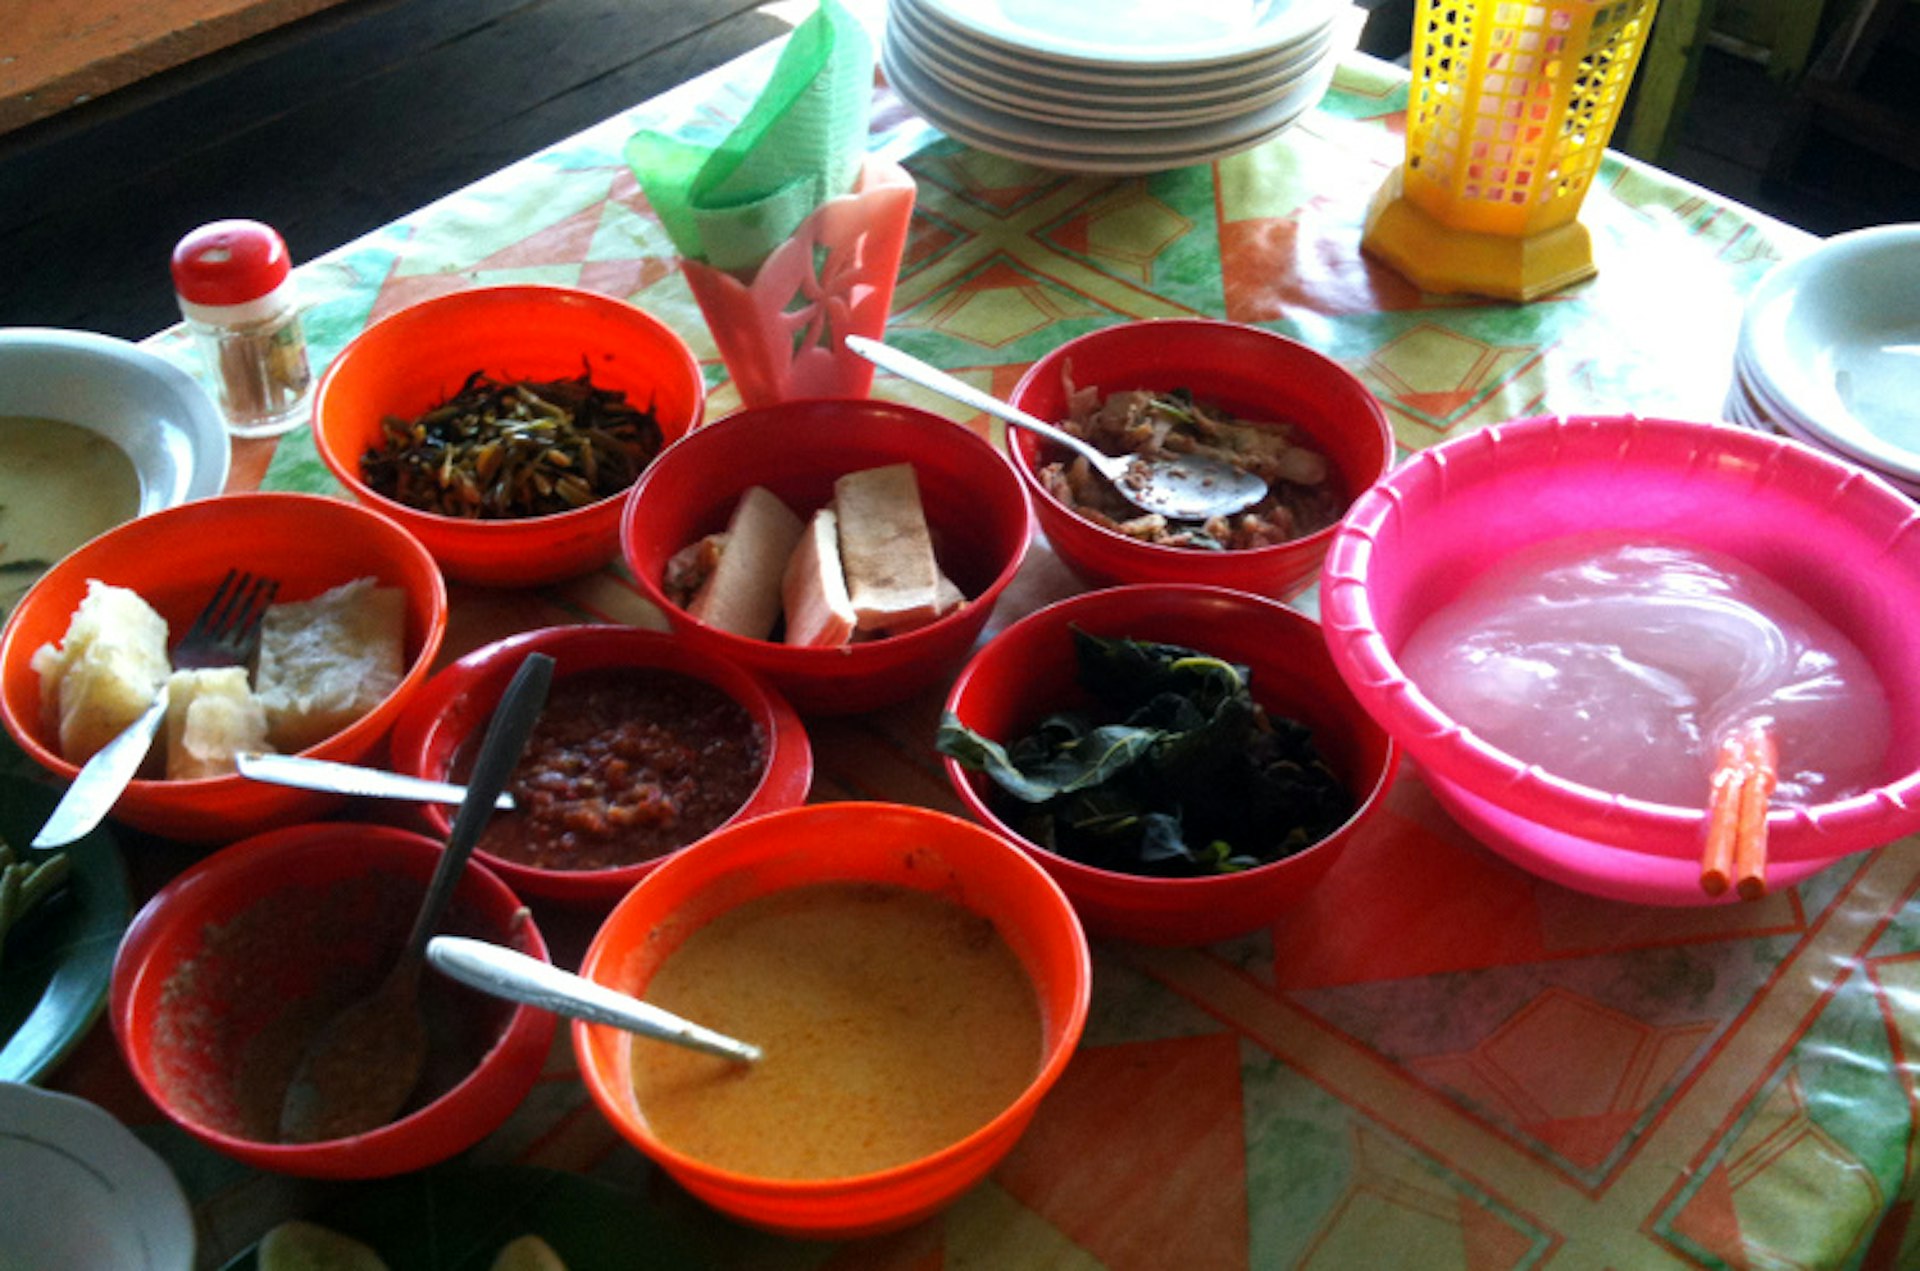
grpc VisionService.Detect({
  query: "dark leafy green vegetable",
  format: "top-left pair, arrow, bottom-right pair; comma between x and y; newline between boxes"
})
937,630 -> 1354,878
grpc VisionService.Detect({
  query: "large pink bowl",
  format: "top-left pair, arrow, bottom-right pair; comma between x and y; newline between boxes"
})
1320,414 -> 1920,904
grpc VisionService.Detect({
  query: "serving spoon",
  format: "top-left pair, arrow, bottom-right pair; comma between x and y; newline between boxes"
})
426,936 -> 761,1063
844,334 -> 1269,522
276,651 -> 555,1144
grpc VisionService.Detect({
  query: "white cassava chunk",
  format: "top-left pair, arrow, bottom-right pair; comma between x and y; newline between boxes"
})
255,577 -> 405,753
165,666 -> 272,779
30,579 -> 170,762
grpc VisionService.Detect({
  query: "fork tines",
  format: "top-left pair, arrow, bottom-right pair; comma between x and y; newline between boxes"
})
177,569 -> 281,669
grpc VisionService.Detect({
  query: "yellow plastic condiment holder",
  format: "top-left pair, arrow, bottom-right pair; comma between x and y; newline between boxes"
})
1363,0 -> 1661,302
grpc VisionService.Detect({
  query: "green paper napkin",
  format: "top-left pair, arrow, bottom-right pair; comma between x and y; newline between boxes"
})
627,0 -> 873,275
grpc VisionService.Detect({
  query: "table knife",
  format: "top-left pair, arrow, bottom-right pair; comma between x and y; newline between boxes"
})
235,752 -> 515,810
32,687 -> 170,849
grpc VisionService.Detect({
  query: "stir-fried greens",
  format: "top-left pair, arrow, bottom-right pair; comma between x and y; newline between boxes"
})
937,630 -> 1353,877
361,369 -> 663,520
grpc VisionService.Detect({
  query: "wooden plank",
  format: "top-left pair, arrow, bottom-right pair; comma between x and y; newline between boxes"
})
0,0 -> 785,338
1,0 -> 359,134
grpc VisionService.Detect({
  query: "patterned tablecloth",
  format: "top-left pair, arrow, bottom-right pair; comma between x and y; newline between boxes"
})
39,22 -> 1920,1271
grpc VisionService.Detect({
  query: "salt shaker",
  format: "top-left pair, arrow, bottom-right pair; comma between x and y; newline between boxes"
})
171,220 -> 313,437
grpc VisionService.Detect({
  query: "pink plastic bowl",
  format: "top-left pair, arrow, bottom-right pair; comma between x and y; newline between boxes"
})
388,624 -> 813,906
1320,414 -> 1920,904
1007,319 -> 1394,596
111,823 -> 555,1179
943,584 -> 1399,945
620,398 -> 1033,715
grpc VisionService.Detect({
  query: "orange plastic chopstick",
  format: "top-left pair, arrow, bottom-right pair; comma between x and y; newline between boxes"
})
1733,724 -> 1779,900
1699,721 -> 1777,900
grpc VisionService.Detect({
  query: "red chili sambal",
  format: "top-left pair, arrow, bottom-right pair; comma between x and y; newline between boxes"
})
471,667 -> 765,871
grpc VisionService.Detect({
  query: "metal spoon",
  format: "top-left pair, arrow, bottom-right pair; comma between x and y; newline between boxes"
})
844,333 -> 1269,521
276,651 -> 555,1144
426,936 -> 761,1064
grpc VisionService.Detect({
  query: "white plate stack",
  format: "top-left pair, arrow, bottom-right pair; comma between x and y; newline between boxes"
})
880,0 -> 1354,175
1727,223 -> 1920,497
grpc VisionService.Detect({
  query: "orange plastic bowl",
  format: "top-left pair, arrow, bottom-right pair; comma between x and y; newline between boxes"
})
389,624 -> 813,906
110,822 -> 555,1179
620,398 -> 1033,715
0,492 -> 447,843
1007,319 -> 1394,595
943,584 -> 1399,945
311,285 -> 705,587
575,802 -> 1090,1239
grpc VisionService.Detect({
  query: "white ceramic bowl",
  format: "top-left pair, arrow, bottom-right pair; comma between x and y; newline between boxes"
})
0,1083 -> 195,1270
0,328 -> 230,514
1737,224 -> 1920,482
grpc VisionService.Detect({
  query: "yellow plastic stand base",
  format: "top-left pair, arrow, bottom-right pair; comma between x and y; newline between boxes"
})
1360,166 -> 1598,303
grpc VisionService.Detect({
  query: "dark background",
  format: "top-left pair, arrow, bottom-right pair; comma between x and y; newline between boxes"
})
2,0 -> 1916,343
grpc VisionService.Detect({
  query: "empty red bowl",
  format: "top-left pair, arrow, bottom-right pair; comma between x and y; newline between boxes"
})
0,492 -> 447,842
389,624 -> 813,905
575,802 -> 1090,1238
311,284 -> 705,587
111,822 -> 555,1179
943,584 -> 1398,945
620,398 -> 1033,715
1007,318 -> 1394,596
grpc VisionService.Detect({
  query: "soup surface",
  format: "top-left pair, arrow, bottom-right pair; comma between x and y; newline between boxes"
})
630,881 -> 1043,1179
1398,534 -> 1890,807
0,416 -> 141,611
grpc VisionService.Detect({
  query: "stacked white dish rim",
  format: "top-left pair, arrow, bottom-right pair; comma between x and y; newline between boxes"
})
1726,223 -> 1920,498
881,0 -> 1355,175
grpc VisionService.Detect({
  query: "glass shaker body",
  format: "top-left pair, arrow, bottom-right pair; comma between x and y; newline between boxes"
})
172,221 -> 314,438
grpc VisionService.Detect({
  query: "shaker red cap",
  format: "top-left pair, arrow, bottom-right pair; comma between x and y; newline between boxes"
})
170,220 -> 292,306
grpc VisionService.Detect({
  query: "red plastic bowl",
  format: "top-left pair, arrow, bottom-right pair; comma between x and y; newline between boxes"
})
620,398 -> 1033,715
0,492 -> 447,843
389,624 -> 813,905
311,284 -> 705,587
574,802 -> 1090,1239
1007,318 -> 1394,595
943,584 -> 1399,945
110,823 -> 555,1179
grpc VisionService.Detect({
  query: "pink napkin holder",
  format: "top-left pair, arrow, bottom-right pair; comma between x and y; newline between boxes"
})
680,157 -> 916,408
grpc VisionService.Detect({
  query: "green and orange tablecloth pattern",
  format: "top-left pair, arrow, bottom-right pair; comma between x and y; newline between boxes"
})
45,33 -> 1920,1271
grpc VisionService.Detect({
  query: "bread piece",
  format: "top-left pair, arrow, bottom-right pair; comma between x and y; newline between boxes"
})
165,666 -> 272,779
835,464 -> 941,632
687,486 -> 804,640
874,569 -> 968,637
782,507 -> 857,647
255,577 -> 406,753
30,579 -> 171,763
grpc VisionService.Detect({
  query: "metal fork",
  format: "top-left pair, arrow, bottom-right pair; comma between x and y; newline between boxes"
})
173,569 -> 279,669
31,569 -> 282,848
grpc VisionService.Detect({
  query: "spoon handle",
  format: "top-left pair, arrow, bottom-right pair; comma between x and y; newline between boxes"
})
402,652 -> 554,964
427,936 -> 763,1064
843,335 -> 1118,476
